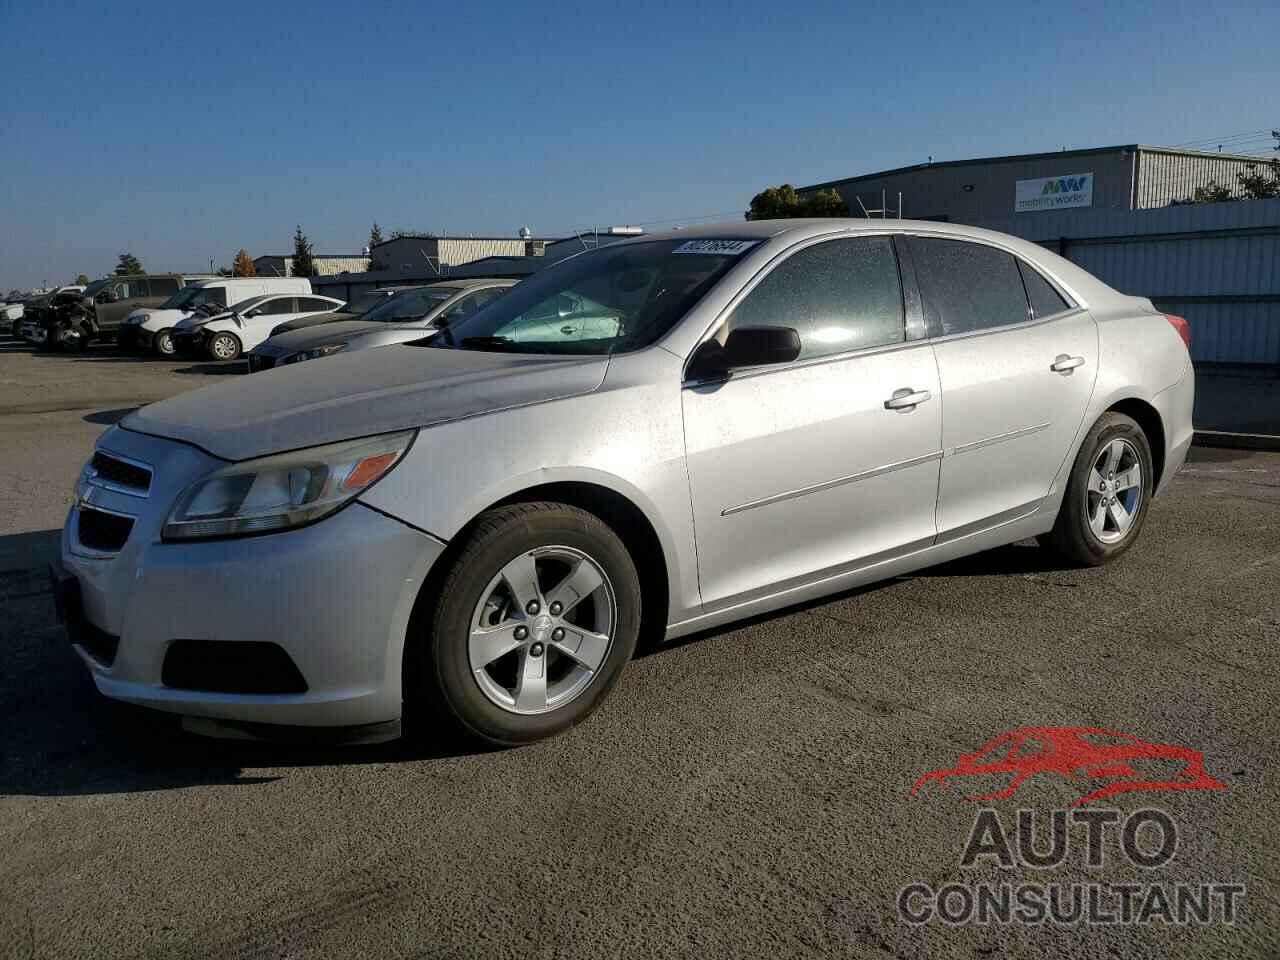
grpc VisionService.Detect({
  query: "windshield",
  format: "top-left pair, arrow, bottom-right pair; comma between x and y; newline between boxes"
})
81,278 -> 112,298
342,288 -> 401,316
430,239 -> 746,355
228,295 -> 270,313
163,285 -> 226,310
363,287 -> 457,323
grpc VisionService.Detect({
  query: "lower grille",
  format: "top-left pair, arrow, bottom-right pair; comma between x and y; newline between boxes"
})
77,506 -> 134,552
79,620 -> 122,666
162,640 -> 308,694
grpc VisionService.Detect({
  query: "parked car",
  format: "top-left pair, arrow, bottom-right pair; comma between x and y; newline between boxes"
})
264,285 -> 425,339
169,293 -> 344,361
53,220 -> 1193,747
42,275 -> 213,350
118,278 -> 313,355
247,279 -> 515,371
6,285 -> 82,338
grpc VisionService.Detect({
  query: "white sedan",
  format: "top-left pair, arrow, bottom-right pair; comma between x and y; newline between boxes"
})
169,293 -> 344,361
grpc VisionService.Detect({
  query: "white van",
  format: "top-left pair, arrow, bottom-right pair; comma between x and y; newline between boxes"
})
119,277 -> 313,355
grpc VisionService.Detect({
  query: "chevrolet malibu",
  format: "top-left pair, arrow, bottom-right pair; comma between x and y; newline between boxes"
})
53,220 -> 1193,746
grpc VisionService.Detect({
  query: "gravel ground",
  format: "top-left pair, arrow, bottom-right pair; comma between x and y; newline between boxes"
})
1,337 -> 1277,959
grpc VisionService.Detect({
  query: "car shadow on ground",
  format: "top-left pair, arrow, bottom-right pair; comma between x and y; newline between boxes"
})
83,407 -> 139,425
171,361 -> 246,376
1,530 -> 1077,798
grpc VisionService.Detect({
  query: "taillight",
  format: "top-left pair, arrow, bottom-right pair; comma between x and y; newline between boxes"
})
1165,314 -> 1191,351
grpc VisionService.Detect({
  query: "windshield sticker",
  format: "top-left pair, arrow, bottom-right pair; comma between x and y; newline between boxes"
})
672,239 -> 759,256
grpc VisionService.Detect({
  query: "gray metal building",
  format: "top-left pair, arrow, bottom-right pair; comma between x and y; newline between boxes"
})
799,145 -> 1271,223
369,236 -> 545,273
253,254 -> 371,277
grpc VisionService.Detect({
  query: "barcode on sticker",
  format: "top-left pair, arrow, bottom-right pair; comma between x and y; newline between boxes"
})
672,239 -> 759,255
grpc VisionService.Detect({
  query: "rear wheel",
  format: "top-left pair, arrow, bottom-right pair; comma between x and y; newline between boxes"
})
208,332 -> 241,361
153,329 -> 176,356
410,502 -> 641,746
1039,412 -> 1153,566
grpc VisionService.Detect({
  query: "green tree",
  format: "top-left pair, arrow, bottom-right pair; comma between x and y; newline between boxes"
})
115,253 -> 144,275
232,249 -> 257,277
1237,160 -> 1280,199
1191,180 -> 1234,203
803,187 -> 850,217
369,222 -> 384,248
745,184 -> 849,220
74,273 -> 90,286
290,225 -> 317,278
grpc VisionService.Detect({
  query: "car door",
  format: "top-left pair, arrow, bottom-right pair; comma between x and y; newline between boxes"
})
908,237 -> 1098,539
682,234 -> 942,611
96,278 -> 146,329
240,296 -> 299,350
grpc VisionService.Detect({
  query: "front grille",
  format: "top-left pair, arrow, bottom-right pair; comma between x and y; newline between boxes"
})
162,640 -> 308,694
77,506 -> 134,552
91,451 -> 151,493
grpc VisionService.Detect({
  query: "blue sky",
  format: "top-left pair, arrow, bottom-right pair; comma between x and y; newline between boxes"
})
1,0 -> 1276,290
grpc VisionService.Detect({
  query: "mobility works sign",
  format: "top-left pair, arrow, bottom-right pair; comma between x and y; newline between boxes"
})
1016,172 -> 1093,212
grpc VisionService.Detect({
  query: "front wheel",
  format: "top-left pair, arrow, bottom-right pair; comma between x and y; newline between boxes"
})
411,502 -> 641,746
1039,412 -> 1153,566
153,328 -> 176,356
208,332 -> 241,361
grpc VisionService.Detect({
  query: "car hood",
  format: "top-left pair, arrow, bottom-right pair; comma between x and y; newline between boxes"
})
257,319 -> 426,356
122,344 -> 611,461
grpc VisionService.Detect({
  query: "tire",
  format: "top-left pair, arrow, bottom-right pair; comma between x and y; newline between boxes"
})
1038,412 -> 1154,566
55,326 -> 87,352
208,332 -> 241,361
411,502 -> 641,746
153,328 -> 176,356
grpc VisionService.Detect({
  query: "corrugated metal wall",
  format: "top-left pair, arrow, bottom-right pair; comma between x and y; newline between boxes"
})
1134,149 -> 1272,208
975,197 -> 1280,366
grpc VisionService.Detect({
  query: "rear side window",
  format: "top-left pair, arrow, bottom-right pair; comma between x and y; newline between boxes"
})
150,277 -> 180,297
726,236 -> 904,361
298,297 -> 336,312
1018,260 -> 1072,319
909,238 -> 1029,336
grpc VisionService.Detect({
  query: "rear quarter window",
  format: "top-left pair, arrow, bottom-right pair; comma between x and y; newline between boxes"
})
1019,260 -> 1073,319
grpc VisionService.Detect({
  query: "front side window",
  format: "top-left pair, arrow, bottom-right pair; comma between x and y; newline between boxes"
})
910,238 -> 1029,336
429,239 -> 746,355
260,297 -> 297,315
720,236 -> 905,361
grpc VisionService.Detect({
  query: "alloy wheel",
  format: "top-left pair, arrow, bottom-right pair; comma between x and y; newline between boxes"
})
467,546 -> 616,716
1085,438 -> 1143,544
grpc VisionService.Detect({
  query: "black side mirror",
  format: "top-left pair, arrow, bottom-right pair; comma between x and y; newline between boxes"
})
687,325 -> 801,381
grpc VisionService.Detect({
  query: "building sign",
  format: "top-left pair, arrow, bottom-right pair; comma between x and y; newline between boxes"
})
1015,173 -> 1093,212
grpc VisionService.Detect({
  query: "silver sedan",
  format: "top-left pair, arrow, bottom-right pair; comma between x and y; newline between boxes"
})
247,279 -> 516,371
56,219 -> 1192,745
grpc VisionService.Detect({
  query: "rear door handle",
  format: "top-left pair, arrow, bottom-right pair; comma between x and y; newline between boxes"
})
1051,354 -> 1085,373
884,387 -> 932,410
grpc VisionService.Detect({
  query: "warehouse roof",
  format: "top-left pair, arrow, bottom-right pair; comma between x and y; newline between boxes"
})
799,144 -> 1272,192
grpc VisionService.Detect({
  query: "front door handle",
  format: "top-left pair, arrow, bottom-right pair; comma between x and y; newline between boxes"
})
884,387 -> 932,411
1051,354 -> 1086,373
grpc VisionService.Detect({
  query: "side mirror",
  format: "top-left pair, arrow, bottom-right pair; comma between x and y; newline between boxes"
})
687,326 -> 801,381
244,308 -> 260,318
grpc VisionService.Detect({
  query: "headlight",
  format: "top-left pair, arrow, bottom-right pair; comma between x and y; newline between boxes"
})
162,430 -> 415,541
125,313 -> 147,325
283,342 -> 348,364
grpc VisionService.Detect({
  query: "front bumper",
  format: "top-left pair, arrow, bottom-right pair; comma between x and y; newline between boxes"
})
117,325 -> 151,350
58,428 -> 446,729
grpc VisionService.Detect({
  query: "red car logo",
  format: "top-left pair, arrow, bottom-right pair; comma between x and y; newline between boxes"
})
911,726 -> 1225,806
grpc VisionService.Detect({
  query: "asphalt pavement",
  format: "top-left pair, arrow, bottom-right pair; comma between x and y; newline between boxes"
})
1,338 -> 1277,959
